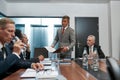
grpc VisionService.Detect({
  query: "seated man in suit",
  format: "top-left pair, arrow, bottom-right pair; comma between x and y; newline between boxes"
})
13,29 -> 31,60
16,29 -> 45,62
83,35 -> 105,58
0,18 -> 44,79
21,33 -> 31,59
21,33 -> 45,62
9,29 -> 44,62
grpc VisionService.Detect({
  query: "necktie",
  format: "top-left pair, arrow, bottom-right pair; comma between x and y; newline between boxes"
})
89,47 -> 93,58
62,28 -> 65,34
89,47 -> 92,53
2,47 -> 6,59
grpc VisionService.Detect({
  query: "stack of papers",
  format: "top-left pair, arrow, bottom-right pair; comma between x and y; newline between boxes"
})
40,58 -> 52,66
21,68 -> 58,79
60,59 -> 71,65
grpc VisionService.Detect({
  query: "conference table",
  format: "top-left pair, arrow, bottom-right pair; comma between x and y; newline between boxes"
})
3,59 -> 110,80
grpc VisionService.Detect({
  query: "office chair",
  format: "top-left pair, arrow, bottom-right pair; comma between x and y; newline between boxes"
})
106,57 -> 120,80
34,47 -> 48,58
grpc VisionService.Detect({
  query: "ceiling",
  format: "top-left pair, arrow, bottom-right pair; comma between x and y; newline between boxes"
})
4,0 -> 120,3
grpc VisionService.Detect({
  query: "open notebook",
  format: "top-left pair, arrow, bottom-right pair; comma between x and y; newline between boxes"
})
21,68 -> 58,79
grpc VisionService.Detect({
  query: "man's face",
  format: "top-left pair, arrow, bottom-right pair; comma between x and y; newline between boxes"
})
62,18 -> 69,28
87,37 -> 95,47
0,23 -> 15,44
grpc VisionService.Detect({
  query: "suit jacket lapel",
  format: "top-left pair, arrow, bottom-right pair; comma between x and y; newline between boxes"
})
93,45 -> 96,52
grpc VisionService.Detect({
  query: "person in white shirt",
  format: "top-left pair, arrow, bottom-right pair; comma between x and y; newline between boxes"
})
83,35 -> 105,58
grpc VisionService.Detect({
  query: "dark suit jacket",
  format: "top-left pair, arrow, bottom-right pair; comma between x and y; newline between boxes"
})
20,51 -> 30,60
0,44 -> 31,79
7,42 -> 39,63
84,45 -> 105,58
0,47 -> 20,79
7,41 -> 30,60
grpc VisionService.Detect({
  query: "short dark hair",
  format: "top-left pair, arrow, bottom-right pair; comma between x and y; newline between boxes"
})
15,29 -> 23,39
0,18 -> 15,28
62,15 -> 70,21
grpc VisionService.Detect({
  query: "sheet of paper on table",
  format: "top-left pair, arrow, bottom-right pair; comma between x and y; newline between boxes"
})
21,68 -> 58,79
40,58 -> 52,65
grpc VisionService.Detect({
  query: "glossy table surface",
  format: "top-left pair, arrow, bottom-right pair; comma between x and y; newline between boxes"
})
3,59 -> 110,80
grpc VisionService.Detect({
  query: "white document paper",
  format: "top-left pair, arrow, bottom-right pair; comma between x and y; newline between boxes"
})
37,70 -> 58,79
40,59 -> 52,65
21,68 -> 58,79
20,69 -> 36,78
45,46 -> 56,52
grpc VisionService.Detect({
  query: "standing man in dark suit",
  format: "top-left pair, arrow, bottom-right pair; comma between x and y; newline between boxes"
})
51,15 -> 75,59
0,18 -> 43,79
83,35 -> 105,58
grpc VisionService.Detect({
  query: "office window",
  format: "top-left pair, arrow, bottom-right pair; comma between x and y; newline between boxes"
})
53,25 -> 62,49
11,17 -> 62,58
15,24 -> 25,33
30,25 -> 48,57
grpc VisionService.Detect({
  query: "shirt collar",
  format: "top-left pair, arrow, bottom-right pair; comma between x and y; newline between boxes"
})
62,25 -> 69,30
89,45 -> 94,49
0,42 -> 3,51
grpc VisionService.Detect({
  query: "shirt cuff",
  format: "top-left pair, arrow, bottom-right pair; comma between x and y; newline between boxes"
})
31,63 -> 35,68
13,52 -> 21,59
67,47 -> 69,50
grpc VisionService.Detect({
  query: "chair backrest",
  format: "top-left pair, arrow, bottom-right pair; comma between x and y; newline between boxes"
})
34,47 -> 48,58
106,57 -> 120,80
